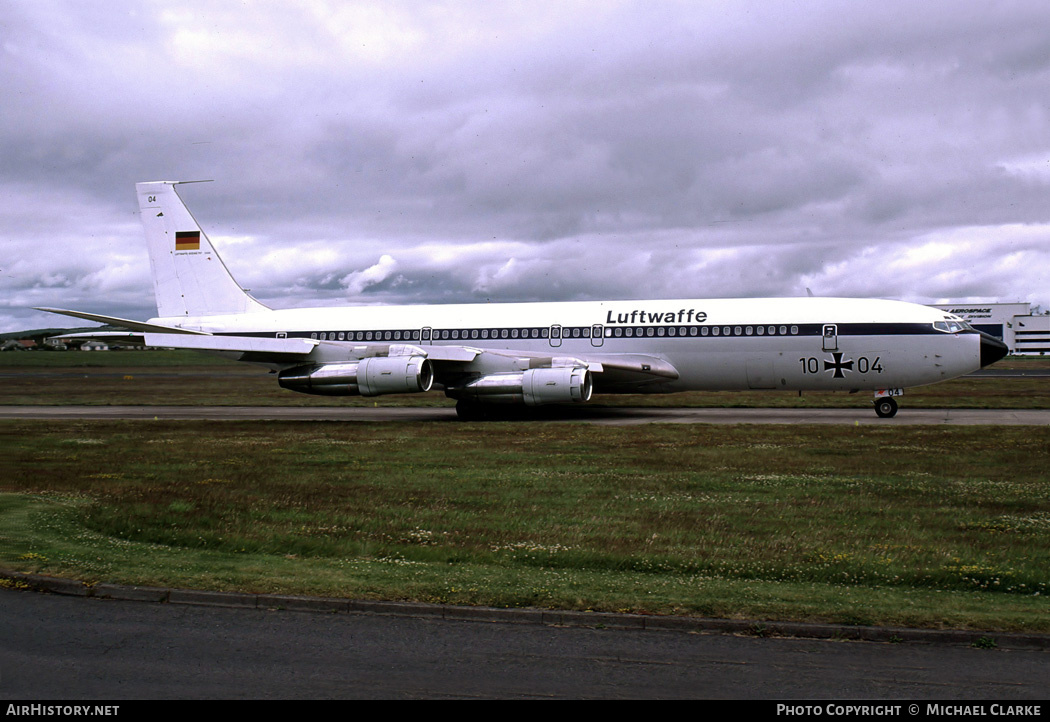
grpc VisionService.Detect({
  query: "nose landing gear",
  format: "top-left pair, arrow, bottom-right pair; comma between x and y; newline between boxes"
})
874,396 -> 898,418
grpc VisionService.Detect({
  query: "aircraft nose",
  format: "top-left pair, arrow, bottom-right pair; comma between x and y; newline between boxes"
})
979,332 -> 1009,368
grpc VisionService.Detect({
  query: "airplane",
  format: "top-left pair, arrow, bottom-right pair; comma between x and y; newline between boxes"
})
40,180 -> 1009,419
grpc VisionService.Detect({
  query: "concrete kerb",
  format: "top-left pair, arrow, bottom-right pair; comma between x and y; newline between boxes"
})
3,569 -> 1048,650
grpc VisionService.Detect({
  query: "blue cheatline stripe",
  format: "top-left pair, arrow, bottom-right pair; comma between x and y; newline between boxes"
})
213,321 -> 946,341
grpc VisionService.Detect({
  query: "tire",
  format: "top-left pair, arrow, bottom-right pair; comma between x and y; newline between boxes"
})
874,397 -> 898,418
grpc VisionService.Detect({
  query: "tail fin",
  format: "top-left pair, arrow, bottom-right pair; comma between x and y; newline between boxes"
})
136,181 -> 269,318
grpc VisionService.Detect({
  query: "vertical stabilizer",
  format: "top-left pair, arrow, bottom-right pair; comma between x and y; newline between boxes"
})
136,181 -> 269,318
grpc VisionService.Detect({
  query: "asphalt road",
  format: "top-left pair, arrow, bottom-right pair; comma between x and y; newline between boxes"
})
2,588 -> 1046,699
1,405 -> 1049,425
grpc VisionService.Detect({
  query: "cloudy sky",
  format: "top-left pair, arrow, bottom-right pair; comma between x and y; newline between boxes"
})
3,1 -> 1050,332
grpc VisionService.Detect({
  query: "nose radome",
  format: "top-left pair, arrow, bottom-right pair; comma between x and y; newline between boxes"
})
979,332 -> 1009,368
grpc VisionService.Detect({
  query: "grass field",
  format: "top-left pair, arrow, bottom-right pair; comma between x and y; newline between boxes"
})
1,351 -> 1048,632
2,420 -> 1049,632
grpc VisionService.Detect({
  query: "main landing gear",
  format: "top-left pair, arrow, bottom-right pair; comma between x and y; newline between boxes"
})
873,396 -> 898,418
456,399 -> 492,421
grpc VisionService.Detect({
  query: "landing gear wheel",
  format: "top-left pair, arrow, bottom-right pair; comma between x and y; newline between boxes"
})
874,397 -> 898,418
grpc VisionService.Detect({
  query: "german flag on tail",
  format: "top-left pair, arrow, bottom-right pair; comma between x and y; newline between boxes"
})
175,231 -> 200,251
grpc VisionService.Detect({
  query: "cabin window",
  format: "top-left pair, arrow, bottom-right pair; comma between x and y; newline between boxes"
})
790,326 -> 798,335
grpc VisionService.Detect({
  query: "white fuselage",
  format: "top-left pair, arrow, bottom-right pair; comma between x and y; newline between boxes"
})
151,296 -> 983,393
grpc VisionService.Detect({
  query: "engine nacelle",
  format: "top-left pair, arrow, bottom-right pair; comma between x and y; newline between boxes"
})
447,367 -> 592,406
278,357 -> 434,396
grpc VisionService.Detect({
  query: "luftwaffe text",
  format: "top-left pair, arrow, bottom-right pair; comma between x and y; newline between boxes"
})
604,308 -> 707,324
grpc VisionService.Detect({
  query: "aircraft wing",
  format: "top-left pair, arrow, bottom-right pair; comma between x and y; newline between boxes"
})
38,299 -> 677,391
574,352 -> 679,390
48,330 -> 148,346
140,334 -> 481,366
423,346 -> 678,392
143,332 -> 318,356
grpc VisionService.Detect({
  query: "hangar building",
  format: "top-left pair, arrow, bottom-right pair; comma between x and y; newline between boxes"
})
931,302 -> 1050,355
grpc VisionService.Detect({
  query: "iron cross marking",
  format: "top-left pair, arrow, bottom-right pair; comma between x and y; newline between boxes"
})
823,352 -> 854,379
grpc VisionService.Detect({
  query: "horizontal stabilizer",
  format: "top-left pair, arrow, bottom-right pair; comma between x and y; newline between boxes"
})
35,308 -> 208,335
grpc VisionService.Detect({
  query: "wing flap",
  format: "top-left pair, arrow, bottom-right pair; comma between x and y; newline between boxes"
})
583,353 -> 679,380
49,331 -> 147,347
417,345 -> 480,362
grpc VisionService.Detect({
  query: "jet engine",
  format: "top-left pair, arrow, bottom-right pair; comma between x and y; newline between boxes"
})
446,366 -> 592,406
278,357 -> 434,396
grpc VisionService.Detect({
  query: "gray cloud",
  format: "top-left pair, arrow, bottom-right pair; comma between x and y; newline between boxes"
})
2,0 -> 1050,332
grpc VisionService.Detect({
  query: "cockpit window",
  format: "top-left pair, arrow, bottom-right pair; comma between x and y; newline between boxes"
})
934,319 -> 971,333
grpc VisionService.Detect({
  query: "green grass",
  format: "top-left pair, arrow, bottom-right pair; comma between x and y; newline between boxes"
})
2,421 -> 1048,631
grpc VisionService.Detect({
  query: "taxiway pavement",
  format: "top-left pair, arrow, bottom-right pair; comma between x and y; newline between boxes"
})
0,405 -> 1048,424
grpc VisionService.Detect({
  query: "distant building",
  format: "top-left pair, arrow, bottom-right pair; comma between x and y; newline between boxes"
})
930,302 -> 1050,355
1,339 -> 38,351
